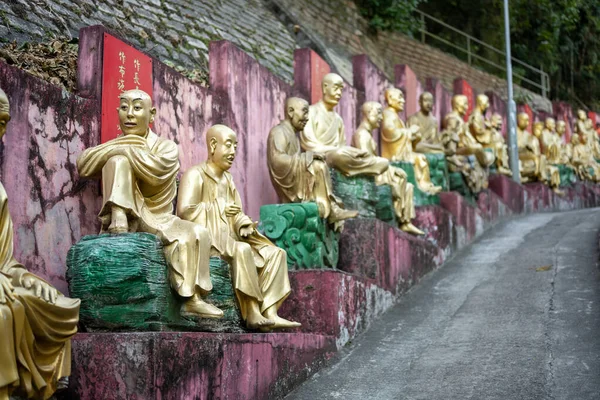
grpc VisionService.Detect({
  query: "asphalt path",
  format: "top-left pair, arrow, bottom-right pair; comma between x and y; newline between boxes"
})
286,209 -> 600,400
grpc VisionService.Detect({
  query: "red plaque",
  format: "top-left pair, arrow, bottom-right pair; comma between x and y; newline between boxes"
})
101,33 -> 153,143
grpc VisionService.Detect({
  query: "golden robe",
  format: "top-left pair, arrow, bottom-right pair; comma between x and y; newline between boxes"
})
541,129 -> 561,165
381,107 -> 438,193
177,163 -> 291,319
76,131 -> 212,298
406,111 -> 444,153
300,101 -> 388,177
468,110 -> 492,146
267,120 -> 340,219
351,128 -> 415,223
517,128 -> 560,187
573,143 -> 600,182
0,182 -> 79,400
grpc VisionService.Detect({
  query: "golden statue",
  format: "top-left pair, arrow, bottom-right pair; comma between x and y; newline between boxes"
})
300,73 -> 388,177
540,117 -> 561,164
488,113 -> 512,176
585,117 -> 600,159
267,97 -> 357,229
516,112 -> 562,192
0,88 -> 80,400
466,94 -> 503,172
406,92 -> 445,154
381,87 -> 442,194
177,125 -> 301,330
351,102 -> 424,235
76,89 -> 223,320
556,120 -> 571,165
441,95 -> 488,193
572,133 -> 600,182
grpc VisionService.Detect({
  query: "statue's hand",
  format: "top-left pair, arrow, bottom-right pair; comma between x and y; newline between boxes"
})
239,224 -> 255,238
224,204 -> 242,217
410,125 -> 420,135
22,274 -> 58,304
0,273 -> 15,304
312,152 -> 326,161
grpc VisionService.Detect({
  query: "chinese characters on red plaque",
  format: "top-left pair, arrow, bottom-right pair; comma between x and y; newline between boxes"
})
101,33 -> 153,143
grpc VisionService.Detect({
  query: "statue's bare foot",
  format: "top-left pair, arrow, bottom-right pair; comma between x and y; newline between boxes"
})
329,205 -> 359,223
498,167 -> 512,176
246,313 -> 275,329
552,187 -> 565,196
424,184 -> 442,195
181,298 -> 224,319
400,222 -> 424,236
108,206 -> 128,234
266,315 -> 301,330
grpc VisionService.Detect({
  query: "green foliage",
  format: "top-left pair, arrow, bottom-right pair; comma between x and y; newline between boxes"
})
355,0 -> 424,35
419,0 -> 600,109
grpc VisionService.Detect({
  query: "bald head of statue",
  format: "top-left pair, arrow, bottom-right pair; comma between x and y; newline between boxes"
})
321,73 -> 344,107
207,124 -> 238,172
517,112 -> 530,130
476,94 -> 489,113
118,89 -> 156,137
385,87 -> 405,112
361,101 -> 383,128
286,97 -> 310,131
419,92 -> 434,114
451,95 -> 469,116
0,88 -> 10,139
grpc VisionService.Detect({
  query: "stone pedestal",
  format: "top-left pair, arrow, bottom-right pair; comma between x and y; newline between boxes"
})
556,164 -> 577,187
259,203 -> 339,270
489,174 -> 526,214
67,233 -> 243,332
330,169 -> 396,225
390,161 -> 440,206
448,171 -> 476,204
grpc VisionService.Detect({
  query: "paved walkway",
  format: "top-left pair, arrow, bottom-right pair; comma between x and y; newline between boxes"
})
287,209 -> 600,400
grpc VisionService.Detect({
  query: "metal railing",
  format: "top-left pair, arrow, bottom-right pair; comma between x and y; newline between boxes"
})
414,10 -> 550,98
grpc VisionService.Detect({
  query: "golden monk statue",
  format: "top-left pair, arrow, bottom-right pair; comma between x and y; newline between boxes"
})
572,133 -> 600,182
0,88 -> 80,400
351,102 -> 424,235
488,113 -> 512,176
516,112 -> 562,192
467,94 -> 505,173
177,125 -> 300,330
441,95 -> 488,193
540,117 -> 561,164
76,89 -> 223,320
381,87 -> 442,194
406,92 -> 445,154
584,117 -> 600,159
267,97 -> 357,228
300,73 -> 388,177
555,120 -> 571,165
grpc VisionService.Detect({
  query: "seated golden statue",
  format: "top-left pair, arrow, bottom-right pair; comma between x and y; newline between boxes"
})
584,117 -> 600,160
381,87 -> 442,194
441,95 -> 488,193
516,112 -> 562,192
488,113 -> 512,176
406,92 -> 445,154
556,120 -> 572,165
177,125 -> 300,330
351,102 -> 423,235
572,133 -> 600,182
540,117 -> 561,164
0,88 -> 80,400
300,73 -> 388,177
267,97 -> 357,229
466,94 -> 499,171
76,89 -> 223,320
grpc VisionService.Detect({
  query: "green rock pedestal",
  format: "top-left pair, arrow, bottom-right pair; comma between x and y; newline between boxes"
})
259,203 -> 341,269
389,161 -> 440,206
448,171 -> 476,204
556,164 -> 577,187
330,170 -> 396,225
424,153 -> 450,191
66,233 -> 243,332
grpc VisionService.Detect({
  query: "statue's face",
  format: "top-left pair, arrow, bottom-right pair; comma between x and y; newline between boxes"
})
118,91 -> 155,136
209,127 -> 238,171
387,90 -> 405,112
366,105 -> 383,128
585,119 -> 593,129
0,110 -> 9,139
556,121 -> 566,136
478,96 -> 489,112
455,96 -> 468,115
545,119 -> 555,132
578,110 -> 587,120
492,116 -> 502,130
420,94 -> 433,113
533,123 -> 543,138
517,114 -> 529,130
322,75 -> 344,106
289,101 -> 309,131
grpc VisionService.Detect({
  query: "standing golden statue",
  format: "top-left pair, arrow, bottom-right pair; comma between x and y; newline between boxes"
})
300,73 -> 388,177
267,97 -> 357,228
0,88 -> 80,400
406,92 -> 445,154
381,88 -> 442,194
441,95 -> 488,193
76,89 -> 223,320
352,102 -> 423,235
178,125 -> 300,330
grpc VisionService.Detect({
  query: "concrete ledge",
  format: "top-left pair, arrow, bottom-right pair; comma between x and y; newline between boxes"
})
489,174 -> 526,213
440,191 -> 484,247
415,205 -> 456,263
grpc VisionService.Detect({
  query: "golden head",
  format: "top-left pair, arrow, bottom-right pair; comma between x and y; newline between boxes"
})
207,124 -> 238,172
533,122 -> 544,138
544,117 -> 556,132
451,95 -> 468,116
285,97 -> 309,131
118,89 -> 156,137
577,109 -> 587,121
321,73 -> 344,107
0,88 -> 10,139
556,120 -> 566,136
476,94 -> 489,112
517,112 -> 530,130
385,88 -> 405,113
361,101 -> 383,128
491,113 -> 502,130
419,92 -> 434,114
585,118 -> 593,130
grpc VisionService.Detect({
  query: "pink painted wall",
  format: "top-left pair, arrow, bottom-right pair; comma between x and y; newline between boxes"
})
425,78 -> 452,132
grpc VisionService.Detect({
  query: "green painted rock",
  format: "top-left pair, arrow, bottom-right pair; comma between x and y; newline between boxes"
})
448,171 -> 476,205
556,164 -> 577,187
259,203 -> 340,269
424,153 -> 450,191
66,233 -> 244,332
389,161 -> 440,206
